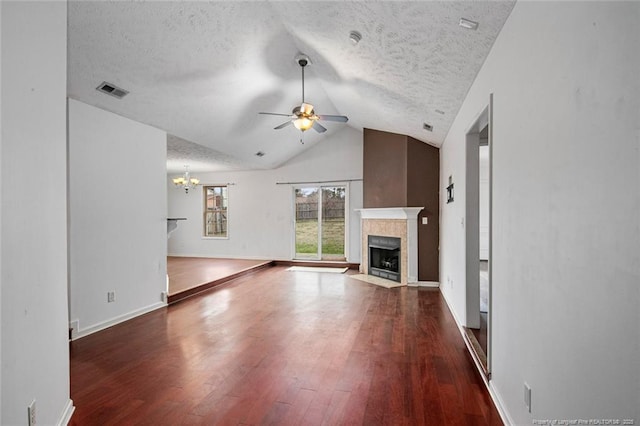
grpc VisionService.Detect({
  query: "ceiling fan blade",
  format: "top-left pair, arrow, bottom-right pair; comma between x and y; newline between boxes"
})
259,112 -> 294,117
312,121 -> 327,133
317,114 -> 349,123
274,121 -> 293,130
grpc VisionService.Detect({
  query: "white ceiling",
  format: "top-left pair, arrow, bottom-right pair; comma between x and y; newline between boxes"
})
68,1 -> 515,173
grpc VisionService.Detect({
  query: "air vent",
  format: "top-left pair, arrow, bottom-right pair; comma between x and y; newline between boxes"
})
96,81 -> 129,99
423,122 -> 433,132
459,18 -> 479,30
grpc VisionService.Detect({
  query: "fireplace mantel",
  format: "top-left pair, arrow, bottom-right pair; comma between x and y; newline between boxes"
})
357,207 -> 423,285
356,207 -> 423,220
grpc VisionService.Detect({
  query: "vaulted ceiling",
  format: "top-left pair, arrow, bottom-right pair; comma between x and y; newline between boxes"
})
68,1 -> 515,172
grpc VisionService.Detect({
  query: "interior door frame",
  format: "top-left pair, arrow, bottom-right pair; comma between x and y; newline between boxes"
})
464,94 -> 493,375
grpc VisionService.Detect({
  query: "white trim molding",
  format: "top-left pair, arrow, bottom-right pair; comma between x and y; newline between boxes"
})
356,207 -> 423,220
70,301 -> 166,340
57,399 -> 75,426
408,281 -> 440,288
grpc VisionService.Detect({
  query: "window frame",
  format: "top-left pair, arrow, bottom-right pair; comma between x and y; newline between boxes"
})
202,184 -> 229,240
291,182 -> 349,261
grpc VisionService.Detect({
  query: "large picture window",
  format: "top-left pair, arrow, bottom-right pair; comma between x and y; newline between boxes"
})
204,185 -> 228,238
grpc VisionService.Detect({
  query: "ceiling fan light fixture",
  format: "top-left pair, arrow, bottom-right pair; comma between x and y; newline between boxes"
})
259,53 -> 348,134
301,103 -> 314,115
293,117 -> 314,132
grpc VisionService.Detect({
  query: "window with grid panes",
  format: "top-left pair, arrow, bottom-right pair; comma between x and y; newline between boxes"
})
203,185 -> 228,238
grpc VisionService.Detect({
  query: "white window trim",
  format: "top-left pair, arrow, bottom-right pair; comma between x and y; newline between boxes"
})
202,183 -> 230,240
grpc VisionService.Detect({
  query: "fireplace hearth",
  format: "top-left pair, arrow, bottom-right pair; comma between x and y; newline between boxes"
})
368,235 -> 401,282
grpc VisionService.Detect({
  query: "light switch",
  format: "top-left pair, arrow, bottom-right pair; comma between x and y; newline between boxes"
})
422,217 -> 428,225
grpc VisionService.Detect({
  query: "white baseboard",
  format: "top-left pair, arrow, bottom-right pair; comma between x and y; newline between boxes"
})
440,288 -> 461,324
438,287 -> 513,426
71,301 -> 166,340
57,399 -> 75,425
407,281 -> 440,288
488,382 -> 515,426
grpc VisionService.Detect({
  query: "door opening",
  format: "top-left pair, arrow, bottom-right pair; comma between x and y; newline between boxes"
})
464,95 -> 493,378
294,185 -> 347,261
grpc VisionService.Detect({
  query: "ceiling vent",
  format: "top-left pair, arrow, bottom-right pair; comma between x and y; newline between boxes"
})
349,30 -> 362,45
459,18 -> 479,30
423,122 -> 433,132
96,81 -> 129,99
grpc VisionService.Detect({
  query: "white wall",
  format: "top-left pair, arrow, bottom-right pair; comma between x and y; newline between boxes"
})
1,2 -> 73,424
0,0 -> 4,416
168,127 -> 363,262
68,99 -> 168,338
440,2 -> 639,424
479,145 -> 489,260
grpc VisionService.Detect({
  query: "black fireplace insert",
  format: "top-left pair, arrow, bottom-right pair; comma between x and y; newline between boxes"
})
368,235 -> 401,282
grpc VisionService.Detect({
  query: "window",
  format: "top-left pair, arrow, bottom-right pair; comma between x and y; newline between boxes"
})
294,185 -> 347,260
204,185 -> 228,238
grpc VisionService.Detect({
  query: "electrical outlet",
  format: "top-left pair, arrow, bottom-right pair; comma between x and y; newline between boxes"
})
28,399 -> 36,426
524,382 -> 532,413
107,291 -> 115,303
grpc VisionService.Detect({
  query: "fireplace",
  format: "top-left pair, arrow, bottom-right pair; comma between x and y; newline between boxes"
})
368,235 -> 401,282
357,207 -> 423,285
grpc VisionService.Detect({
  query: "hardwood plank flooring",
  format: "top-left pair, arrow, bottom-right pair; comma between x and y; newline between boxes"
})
167,256 -> 272,303
70,266 -> 503,425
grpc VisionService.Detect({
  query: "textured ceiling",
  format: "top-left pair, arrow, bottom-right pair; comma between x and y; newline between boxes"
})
68,1 -> 515,172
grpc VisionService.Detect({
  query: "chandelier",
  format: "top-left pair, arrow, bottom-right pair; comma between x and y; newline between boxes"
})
173,165 -> 200,193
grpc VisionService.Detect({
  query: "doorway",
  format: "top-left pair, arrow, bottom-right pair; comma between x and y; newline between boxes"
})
464,96 -> 492,377
294,185 -> 347,260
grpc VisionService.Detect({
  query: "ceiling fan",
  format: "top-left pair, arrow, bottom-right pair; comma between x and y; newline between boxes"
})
259,54 -> 348,135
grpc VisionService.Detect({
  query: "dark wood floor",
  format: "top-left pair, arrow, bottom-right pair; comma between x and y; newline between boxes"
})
70,266 -> 503,425
167,256 -> 271,297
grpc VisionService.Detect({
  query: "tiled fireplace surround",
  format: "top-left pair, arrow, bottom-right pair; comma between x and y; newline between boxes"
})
358,207 -> 423,286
